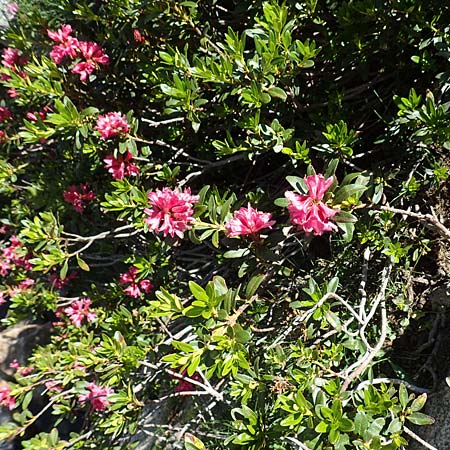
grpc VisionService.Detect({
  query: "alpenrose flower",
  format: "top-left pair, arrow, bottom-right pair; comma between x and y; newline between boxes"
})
47,25 -> 109,81
78,382 -> 113,412
225,203 -> 275,237
119,267 -> 153,298
63,297 -> 97,327
104,151 -> 140,180
0,384 -> 15,410
63,184 -> 96,213
285,174 -> 339,236
0,106 -> 12,123
95,112 -> 130,140
1,47 -> 28,68
144,187 -> 200,238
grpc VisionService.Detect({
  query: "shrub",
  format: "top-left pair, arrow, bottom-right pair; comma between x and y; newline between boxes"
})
1,0 -> 449,449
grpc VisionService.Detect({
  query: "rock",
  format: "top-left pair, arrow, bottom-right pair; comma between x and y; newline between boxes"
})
408,380 -> 450,449
0,322 -> 51,450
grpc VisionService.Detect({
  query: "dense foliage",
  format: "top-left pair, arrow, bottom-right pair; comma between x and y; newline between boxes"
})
1,0 -> 450,449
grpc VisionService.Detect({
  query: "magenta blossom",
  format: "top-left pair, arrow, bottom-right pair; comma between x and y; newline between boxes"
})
119,267 -> 153,298
5,2 -> 19,19
78,382 -> 113,412
144,187 -> 199,238
0,384 -> 15,410
71,41 -> 109,81
285,174 -> 339,236
95,112 -> 130,140
0,106 -> 12,123
63,297 -> 97,327
103,151 -> 140,180
1,47 -> 27,68
63,184 -> 96,213
225,203 -> 275,238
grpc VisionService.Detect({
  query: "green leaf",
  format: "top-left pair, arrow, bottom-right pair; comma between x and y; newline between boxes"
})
189,281 -> 209,302
184,433 -> 206,450
410,393 -> 427,412
223,249 -> 250,259
334,184 -> 368,203
399,384 -> 408,409
268,86 -> 287,101
245,274 -> 265,298
274,197 -> 289,207
286,176 -> 307,194
59,259 -> 68,280
76,256 -> 90,272
406,412 -> 435,426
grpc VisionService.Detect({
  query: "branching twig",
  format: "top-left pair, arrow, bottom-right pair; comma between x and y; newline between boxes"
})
380,205 -> 450,240
342,260 -> 392,391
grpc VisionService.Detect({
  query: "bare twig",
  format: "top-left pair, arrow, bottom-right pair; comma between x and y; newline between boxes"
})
380,205 -> 450,240
354,377 -> 430,394
403,426 -> 438,450
342,260 -> 392,391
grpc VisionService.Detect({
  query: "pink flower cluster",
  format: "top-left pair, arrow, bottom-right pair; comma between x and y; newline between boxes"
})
225,203 -> 275,238
95,112 -> 130,140
144,187 -> 200,238
8,278 -> 35,298
63,297 -> 97,327
119,267 -> 153,298
50,270 -> 78,289
78,382 -> 113,412
0,236 -> 31,277
1,47 -> 28,69
9,359 -> 33,376
25,105 -> 52,123
0,106 -> 12,123
0,384 -> 15,410
5,2 -> 19,20
285,174 -> 339,236
170,369 -> 201,393
104,151 -> 139,180
47,25 -> 109,81
63,184 -> 96,213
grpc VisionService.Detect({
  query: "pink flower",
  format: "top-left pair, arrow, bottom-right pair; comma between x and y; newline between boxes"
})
103,151 -> 140,180
47,24 -> 74,43
133,29 -> 145,44
63,297 -> 97,327
17,366 -> 33,376
0,384 -> 15,410
225,203 -> 275,237
45,380 -> 63,393
0,107 -> 12,123
5,2 -> 19,19
47,25 -> 79,64
50,270 -> 77,289
144,187 -> 199,238
71,41 -> 109,81
285,174 -> 339,236
0,292 -> 6,305
9,360 -> 19,369
95,112 -> 130,140
63,184 -> 96,213
119,267 -> 153,298
1,48 -> 27,69
78,382 -> 113,412
71,60 -> 96,81
169,369 -> 201,392
7,88 -> 18,98
76,41 -> 109,65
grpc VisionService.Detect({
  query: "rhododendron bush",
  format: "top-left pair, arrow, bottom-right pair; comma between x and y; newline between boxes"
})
1,1 -> 450,449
